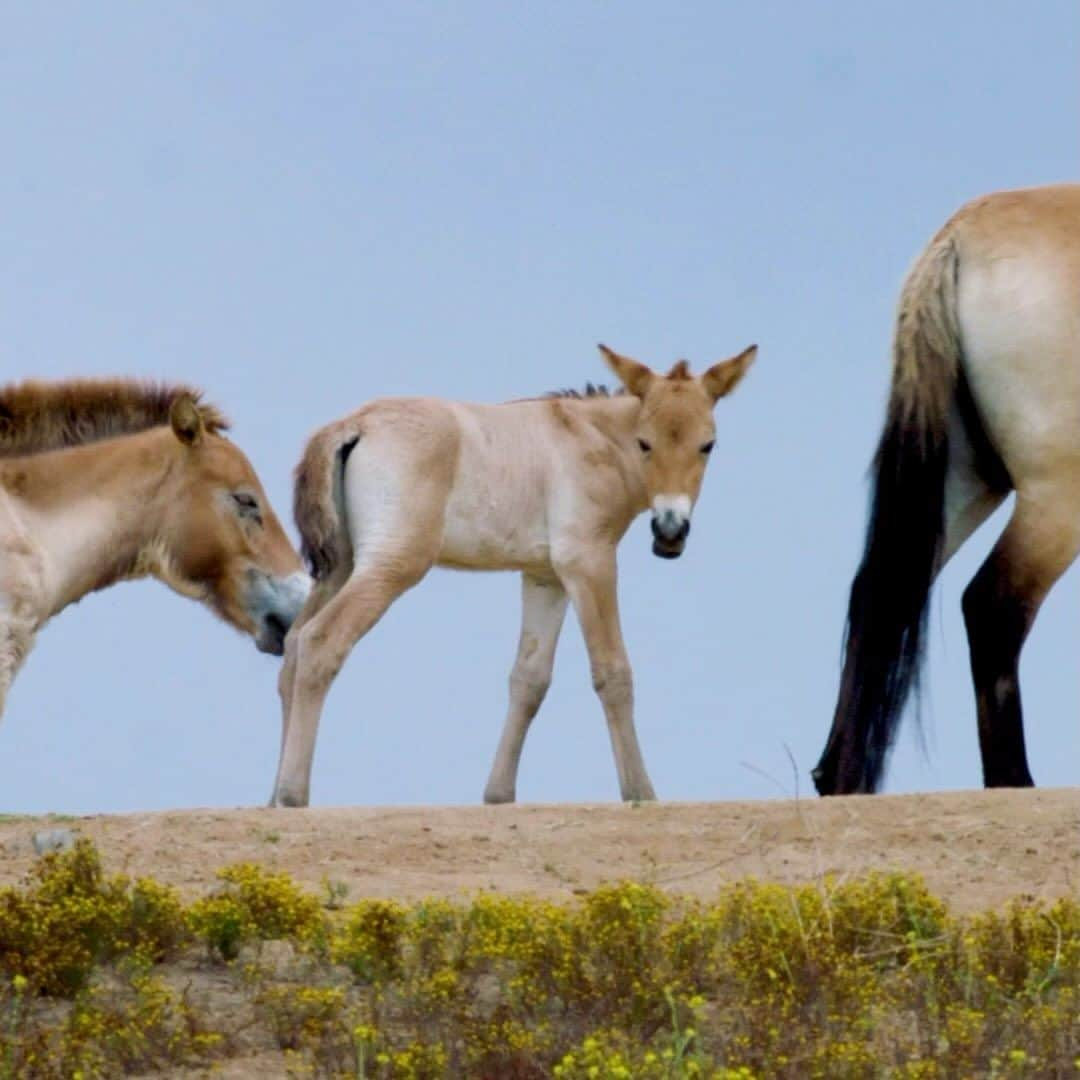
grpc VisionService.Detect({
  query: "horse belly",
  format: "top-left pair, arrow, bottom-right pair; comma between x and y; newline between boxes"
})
437,486 -> 550,571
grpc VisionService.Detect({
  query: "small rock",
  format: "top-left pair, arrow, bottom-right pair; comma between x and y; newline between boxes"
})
32,829 -> 75,855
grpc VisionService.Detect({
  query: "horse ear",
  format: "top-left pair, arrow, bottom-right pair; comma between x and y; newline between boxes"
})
701,345 -> 757,403
597,344 -> 655,399
170,394 -> 205,446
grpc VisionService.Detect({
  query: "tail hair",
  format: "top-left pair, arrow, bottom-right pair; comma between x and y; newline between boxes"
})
816,233 -> 961,794
293,424 -> 360,580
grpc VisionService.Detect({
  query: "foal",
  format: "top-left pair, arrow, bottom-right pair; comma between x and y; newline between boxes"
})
0,379 -> 309,721
270,343 -> 756,807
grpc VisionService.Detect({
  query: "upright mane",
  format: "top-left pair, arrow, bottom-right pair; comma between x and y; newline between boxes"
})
541,361 -> 690,401
543,383 -> 625,400
0,378 -> 230,459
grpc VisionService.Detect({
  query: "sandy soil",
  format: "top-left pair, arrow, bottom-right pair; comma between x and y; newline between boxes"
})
4,788 -> 1078,1078
2,787 -> 1077,913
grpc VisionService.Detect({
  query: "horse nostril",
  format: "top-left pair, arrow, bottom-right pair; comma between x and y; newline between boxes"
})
651,513 -> 690,542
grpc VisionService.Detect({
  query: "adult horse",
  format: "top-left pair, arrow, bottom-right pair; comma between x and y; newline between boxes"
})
814,184 -> 1080,795
0,378 -> 310,720
270,343 -> 757,808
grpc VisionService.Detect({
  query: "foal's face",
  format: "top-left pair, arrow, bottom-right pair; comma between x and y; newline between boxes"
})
164,398 -> 310,654
600,344 -> 757,559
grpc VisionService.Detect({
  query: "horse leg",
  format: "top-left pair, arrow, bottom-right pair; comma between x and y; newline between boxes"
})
272,574 -> 345,802
961,485 -> 1080,787
0,527 -> 44,722
0,617 -> 35,720
556,550 -> 655,802
270,555 -> 433,807
814,425 -> 1005,794
483,574 -> 568,804
939,407 -> 1009,566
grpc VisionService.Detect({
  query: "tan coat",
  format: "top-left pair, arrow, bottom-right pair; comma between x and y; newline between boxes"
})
272,344 -> 756,807
0,379 -> 308,723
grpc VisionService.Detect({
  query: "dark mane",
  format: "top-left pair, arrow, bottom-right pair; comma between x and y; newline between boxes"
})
544,383 -> 626,400
0,378 -> 230,459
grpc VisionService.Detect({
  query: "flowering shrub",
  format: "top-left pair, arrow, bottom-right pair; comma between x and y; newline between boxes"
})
187,862 -> 325,960
0,839 -> 188,996
0,841 -> 1077,1077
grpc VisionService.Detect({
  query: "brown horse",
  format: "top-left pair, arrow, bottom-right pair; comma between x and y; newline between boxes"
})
814,184 -> 1080,795
0,378 -> 309,720
270,343 -> 757,808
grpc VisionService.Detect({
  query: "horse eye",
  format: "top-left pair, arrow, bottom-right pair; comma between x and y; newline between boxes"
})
637,438 -> 652,454
700,440 -> 715,455
232,492 -> 262,520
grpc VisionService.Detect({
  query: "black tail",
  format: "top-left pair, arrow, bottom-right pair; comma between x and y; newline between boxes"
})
813,233 -> 961,795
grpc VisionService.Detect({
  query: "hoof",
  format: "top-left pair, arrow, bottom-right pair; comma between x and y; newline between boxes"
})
269,789 -> 308,809
483,788 -> 516,805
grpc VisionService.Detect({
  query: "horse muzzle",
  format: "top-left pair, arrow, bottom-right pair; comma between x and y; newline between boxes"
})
249,571 -> 311,655
651,513 -> 690,559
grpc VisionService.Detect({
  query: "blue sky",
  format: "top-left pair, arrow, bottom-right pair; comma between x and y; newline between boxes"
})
2,2 -> 1076,812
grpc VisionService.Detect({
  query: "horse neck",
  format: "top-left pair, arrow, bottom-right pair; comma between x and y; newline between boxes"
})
24,430 -> 181,613
573,395 -> 650,522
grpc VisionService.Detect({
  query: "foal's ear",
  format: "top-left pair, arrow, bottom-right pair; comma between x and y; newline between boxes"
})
170,394 -> 205,447
597,344 -> 655,399
701,345 -> 758,403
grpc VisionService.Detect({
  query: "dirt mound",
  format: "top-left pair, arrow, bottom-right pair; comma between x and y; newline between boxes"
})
1,788 -> 1077,912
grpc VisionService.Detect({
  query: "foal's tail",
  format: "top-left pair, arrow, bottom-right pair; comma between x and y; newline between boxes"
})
813,232 -> 962,795
293,421 -> 361,580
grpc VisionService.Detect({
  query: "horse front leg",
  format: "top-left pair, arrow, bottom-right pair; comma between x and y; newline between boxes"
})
556,549 -> 656,803
0,615 -> 36,720
484,573 -> 568,804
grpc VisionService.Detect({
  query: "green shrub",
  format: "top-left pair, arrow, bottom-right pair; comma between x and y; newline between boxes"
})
187,862 -> 325,960
2,840 -> 1078,1077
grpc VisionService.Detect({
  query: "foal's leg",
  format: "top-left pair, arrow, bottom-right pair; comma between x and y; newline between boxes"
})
556,550 -> 656,802
271,430 -> 454,808
483,573 -> 569,804
271,557 -> 434,807
961,484 -> 1080,788
273,573 -> 347,793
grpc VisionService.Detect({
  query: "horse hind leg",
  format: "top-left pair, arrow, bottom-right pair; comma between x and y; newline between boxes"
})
961,484 -> 1080,788
813,424 -> 1005,796
271,555 -> 435,807
483,573 -> 569,804
940,404 -> 1010,567
272,569 -> 350,800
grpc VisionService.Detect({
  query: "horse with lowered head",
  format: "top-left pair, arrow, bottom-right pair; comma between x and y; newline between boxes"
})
0,378 -> 309,720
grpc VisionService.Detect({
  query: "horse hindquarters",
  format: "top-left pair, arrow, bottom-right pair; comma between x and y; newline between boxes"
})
953,238 -> 1080,787
272,418 -> 456,807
